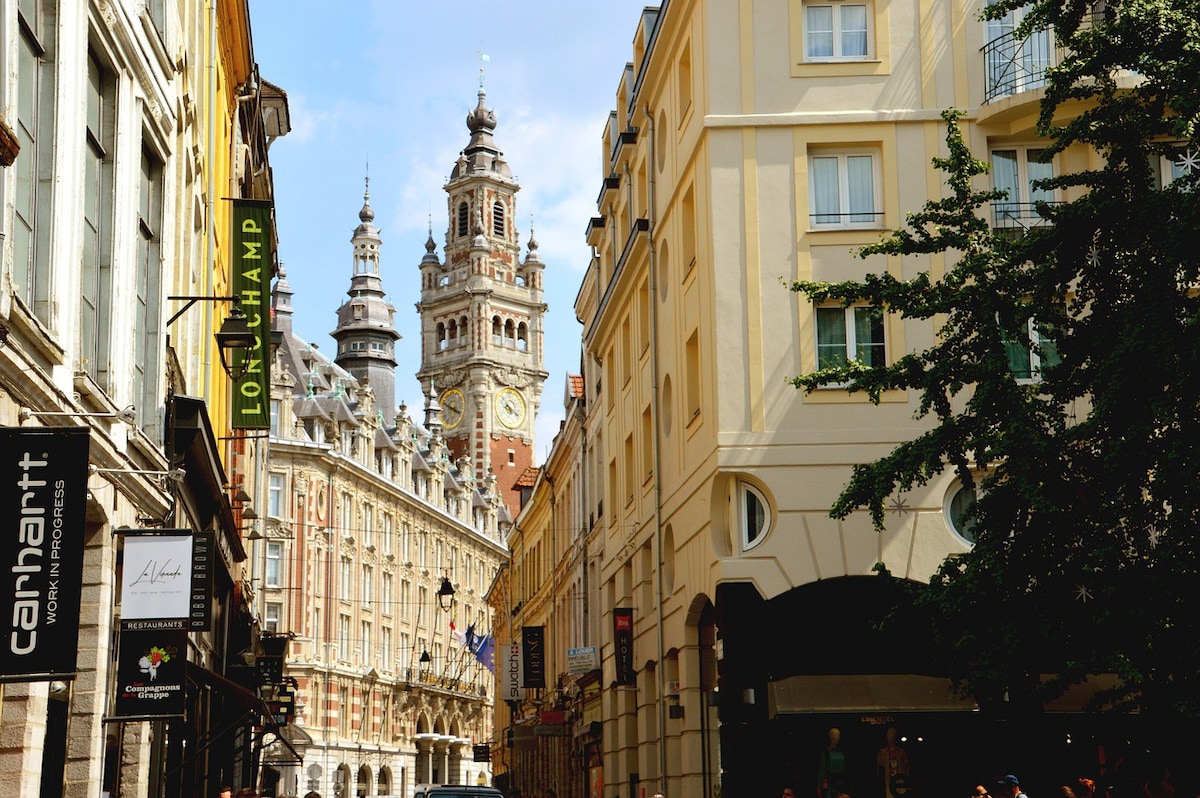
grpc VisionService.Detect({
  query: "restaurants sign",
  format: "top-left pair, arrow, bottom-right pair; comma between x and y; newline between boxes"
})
0,427 -> 90,682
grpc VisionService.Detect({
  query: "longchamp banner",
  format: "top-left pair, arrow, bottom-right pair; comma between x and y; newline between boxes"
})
231,198 -> 272,429
0,427 -> 90,681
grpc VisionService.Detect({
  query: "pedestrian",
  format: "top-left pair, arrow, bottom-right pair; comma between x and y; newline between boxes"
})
997,775 -> 1029,798
543,789 -> 557,798
782,786 -> 797,798
218,788 -> 233,798
972,785 -> 990,798
303,792 -> 322,798
235,789 -> 258,798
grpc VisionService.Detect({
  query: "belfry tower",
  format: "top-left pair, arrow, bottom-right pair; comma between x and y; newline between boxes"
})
417,87 -> 547,517
332,179 -> 401,417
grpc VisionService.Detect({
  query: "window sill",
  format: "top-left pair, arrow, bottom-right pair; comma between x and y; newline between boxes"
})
791,59 -> 888,79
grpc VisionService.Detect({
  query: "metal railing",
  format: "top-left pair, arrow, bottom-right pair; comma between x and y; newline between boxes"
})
982,27 -> 1054,103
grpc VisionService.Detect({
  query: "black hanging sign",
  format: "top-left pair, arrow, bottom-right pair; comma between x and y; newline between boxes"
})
0,427 -> 90,682
522,625 -> 546,689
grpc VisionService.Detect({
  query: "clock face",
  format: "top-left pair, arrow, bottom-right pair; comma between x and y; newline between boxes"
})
495,387 -> 526,429
440,388 -> 465,429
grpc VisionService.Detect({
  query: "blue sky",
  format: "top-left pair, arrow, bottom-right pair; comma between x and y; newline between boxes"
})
251,1 -> 653,459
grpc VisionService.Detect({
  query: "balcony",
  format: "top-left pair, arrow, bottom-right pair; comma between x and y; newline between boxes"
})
982,27 -> 1052,103
991,200 -> 1059,238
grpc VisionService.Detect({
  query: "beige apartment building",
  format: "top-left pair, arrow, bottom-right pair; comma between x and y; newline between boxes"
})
499,1 -> 1151,797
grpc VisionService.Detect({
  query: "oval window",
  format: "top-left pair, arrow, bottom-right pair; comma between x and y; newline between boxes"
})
946,483 -> 979,544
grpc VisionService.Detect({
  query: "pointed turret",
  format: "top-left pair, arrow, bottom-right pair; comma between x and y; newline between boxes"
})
331,175 -> 402,418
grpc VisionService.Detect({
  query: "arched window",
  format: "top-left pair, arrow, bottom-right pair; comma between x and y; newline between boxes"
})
460,316 -> 469,346
517,322 -> 528,352
492,316 -> 502,345
504,319 -> 516,346
448,318 -> 458,344
492,201 -> 505,236
457,202 -> 469,237
437,322 -> 447,351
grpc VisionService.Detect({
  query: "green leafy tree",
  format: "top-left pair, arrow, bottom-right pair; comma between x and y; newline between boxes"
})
788,0 -> 1200,717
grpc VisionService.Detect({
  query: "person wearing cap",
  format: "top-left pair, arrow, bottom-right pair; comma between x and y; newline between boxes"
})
997,774 -> 1029,798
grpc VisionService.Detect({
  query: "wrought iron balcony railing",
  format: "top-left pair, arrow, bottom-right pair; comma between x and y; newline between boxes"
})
983,27 -> 1053,103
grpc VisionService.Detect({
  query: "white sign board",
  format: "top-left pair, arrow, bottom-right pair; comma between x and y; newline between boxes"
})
567,646 -> 598,674
121,535 -> 193,619
503,642 -> 525,700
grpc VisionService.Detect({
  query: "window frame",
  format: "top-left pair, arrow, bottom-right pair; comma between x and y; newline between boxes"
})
808,149 -> 883,229
944,479 -> 980,545
1004,317 -> 1060,383
265,541 -> 283,587
739,482 -> 772,552
803,0 -> 873,62
990,145 -> 1056,228
815,304 -> 887,375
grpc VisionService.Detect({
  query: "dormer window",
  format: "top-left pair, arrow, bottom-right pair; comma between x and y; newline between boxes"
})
352,302 -> 365,320
457,202 -> 469,237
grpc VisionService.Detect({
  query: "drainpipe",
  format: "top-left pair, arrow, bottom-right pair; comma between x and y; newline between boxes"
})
205,0 -> 217,399
644,104 -> 669,798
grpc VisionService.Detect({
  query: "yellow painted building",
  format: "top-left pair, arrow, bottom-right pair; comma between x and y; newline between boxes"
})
1,0 -> 288,794
500,1 -> 1127,797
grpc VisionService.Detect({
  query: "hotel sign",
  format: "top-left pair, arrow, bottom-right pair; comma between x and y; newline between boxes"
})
0,427 -> 90,682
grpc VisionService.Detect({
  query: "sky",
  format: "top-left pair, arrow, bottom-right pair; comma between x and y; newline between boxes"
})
251,1 -> 654,460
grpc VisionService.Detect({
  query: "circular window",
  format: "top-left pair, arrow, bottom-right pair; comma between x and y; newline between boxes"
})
740,482 -> 772,551
656,110 -> 668,173
661,374 -> 674,437
658,241 -> 670,304
946,482 -> 979,544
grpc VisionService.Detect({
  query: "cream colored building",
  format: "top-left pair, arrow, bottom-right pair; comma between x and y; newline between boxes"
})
502,1 -> 1118,797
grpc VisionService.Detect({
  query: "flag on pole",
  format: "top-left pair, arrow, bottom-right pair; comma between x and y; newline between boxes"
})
450,619 -> 467,646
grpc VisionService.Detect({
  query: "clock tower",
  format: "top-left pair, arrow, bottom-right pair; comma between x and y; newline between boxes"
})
417,87 -> 547,517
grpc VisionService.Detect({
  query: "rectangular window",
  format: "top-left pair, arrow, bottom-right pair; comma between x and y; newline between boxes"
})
270,399 -> 281,436
265,542 -> 283,587
338,614 -> 351,658
810,151 -> 880,228
382,514 -> 393,554
340,557 -> 352,602
362,564 -> 373,608
816,306 -> 886,370
268,473 -> 284,518
984,6 -> 1051,101
81,51 -> 116,387
805,2 -> 870,60
1005,318 -> 1061,381
13,0 -> 56,322
264,602 -> 282,634
992,147 -> 1055,227
363,503 -> 374,548
361,620 -> 372,660
381,626 -> 392,671
382,571 -> 393,611
134,146 -> 164,438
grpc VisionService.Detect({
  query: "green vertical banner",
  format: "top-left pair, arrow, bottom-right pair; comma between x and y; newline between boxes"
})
231,199 -> 272,429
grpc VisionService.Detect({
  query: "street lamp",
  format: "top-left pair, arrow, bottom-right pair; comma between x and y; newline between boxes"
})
167,296 -> 258,382
436,576 -> 456,611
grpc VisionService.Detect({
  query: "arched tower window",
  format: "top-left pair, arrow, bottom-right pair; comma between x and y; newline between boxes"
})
492,201 -> 505,237
457,202 -> 469,237
492,316 -> 502,345
448,318 -> 458,344
517,322 -> 528,352
460,316 -> 469,345
504,319 -> 516,347
437,322 -> 447,350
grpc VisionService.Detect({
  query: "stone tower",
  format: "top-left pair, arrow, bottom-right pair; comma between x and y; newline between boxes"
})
332,179 -> 401,417
417,87 -> 547,517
